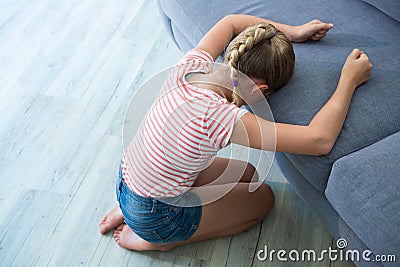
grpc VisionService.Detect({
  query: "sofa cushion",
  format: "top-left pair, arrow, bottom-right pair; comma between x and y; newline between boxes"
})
325,131 -> 400,261
361,0 -> 400,22
275,153 -> 374,259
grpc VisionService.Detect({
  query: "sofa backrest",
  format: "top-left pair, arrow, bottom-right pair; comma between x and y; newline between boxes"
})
361,0 -> 400,22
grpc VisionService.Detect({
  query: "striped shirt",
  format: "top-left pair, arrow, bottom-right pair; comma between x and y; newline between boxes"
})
121,49 -> 248,198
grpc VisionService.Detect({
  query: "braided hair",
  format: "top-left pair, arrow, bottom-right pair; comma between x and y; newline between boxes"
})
225,22 -> 295,106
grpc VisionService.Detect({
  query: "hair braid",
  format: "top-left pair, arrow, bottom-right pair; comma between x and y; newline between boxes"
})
226,23 -> 277,106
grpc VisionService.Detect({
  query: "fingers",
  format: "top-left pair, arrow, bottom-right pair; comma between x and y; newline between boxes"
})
295,19 -> 334,42
348,49 -> 372,65
348,48 -> 363,59
325,23 -> 334,30
359,52 -> 369,61
317,29 -> 327,35
313,21 -> 334,30
310,32 -> 326,40
310,19 -> 322,24
309,22 -> 333,34
308,21 -> 333,41
342,48 -> 373,87
360,53 -> 373,73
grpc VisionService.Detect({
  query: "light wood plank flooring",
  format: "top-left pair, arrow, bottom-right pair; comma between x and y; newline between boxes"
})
0,1 -> 354,266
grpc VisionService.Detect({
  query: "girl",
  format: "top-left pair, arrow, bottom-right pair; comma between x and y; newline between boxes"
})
99,14 -> 372,251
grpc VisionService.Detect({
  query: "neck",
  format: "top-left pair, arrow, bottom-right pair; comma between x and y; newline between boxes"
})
187,71 -> 234,101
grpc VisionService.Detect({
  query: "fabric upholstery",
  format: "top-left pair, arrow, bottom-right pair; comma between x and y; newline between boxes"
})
361,0 -> 400,22
326,131 -> 400,262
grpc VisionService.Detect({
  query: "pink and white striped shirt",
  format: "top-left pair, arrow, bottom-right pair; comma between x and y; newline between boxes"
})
121,49 -> 248,198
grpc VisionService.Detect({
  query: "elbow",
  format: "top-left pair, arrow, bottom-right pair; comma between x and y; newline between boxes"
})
312,134 -> 334,156
317,141 -> 334,156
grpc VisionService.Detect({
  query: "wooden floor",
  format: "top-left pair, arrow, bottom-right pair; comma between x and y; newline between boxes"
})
0,1 -> 355,266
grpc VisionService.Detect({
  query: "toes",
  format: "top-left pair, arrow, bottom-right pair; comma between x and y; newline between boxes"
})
99,207 -> 125,234
114,229 -> 121,238
122,224 -> 131,231
116,223 -> 126,231
115,223 -> 126,231
99,218 -> 109,234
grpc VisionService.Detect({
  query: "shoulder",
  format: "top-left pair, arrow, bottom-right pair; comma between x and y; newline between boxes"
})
207,97 -> 248,120
177,49 -> 214,65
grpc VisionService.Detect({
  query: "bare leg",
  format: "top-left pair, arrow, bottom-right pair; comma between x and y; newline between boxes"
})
99,206 -> 124,234
107,157 -> 257,233
193,157 -> 259,186
114,182 -> 275,251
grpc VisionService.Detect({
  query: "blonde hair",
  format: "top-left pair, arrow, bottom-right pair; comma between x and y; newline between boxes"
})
225,22 -> 295,106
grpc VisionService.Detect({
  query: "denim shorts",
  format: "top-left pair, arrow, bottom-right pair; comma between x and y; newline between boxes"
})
116,167 -> 202,244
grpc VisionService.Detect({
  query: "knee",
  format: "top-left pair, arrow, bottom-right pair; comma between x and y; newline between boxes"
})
258,183 -> 275,214
243,163 -> 258,182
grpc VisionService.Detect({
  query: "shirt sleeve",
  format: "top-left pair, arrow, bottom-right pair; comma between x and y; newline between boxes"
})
176,49 -> 214,74
206,99 -> 249,149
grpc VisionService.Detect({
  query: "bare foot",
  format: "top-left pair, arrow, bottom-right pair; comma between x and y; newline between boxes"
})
99,206 -> 124,234
113,224 -> 164,251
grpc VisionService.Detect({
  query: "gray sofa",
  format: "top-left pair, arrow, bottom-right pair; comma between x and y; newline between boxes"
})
156,0 -> 400,266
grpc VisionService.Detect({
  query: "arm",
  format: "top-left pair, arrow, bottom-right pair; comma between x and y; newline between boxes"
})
230,49 -> 373,156
195,14 -> 333,61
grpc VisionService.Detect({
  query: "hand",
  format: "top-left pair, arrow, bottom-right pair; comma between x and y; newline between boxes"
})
289,19 -> 334,42
341,49 -> 373,88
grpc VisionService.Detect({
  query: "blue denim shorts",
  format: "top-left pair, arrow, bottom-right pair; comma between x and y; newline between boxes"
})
116,167 -> 202,244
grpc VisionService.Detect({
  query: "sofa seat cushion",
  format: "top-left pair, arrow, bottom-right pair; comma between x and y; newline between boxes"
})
325,131 -> 400,259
